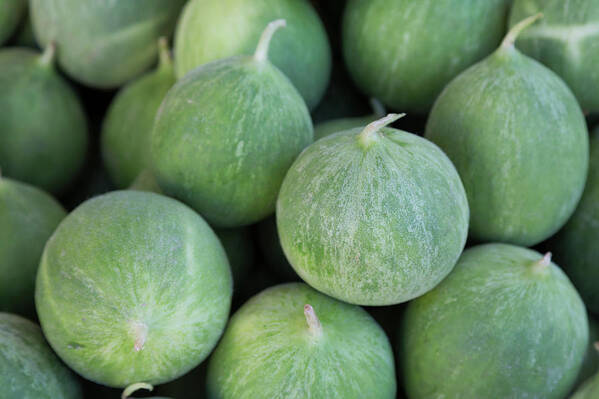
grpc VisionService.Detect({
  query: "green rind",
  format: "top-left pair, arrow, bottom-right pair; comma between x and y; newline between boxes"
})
0,178 -> 65,315
400,243 -> 588,399
0,312 -> 81,399
0,48 -> 88,194
0,0 -> 26,45
102,51 -> 175,188
29,0 -> 185,88
425,46 -> 589,246
342,0 -> 509,113
277,126 -> 469,305
510,0 -> 599,113
206,283 -> 396,399
35,191 -> 233,387
174,0 -> 331,110
151,56 -> 313,228
552,129 -> 599,313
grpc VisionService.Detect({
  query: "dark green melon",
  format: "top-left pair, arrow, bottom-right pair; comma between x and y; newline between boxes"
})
0,45 -> 88,194
0,0 -> 25,45
425,15 -> 589,246
0,177 -> 65,315
152,20 -> 313,228
400,243 -> 588,398
0,312 -> 81,398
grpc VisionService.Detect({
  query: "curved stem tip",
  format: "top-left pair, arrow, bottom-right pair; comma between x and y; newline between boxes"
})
39,41 -> 57,66
121,382 -> 153,399
304,304 -> 322,338
502,13 -> 543,48
254,19 -> 286,62
358,113 -> 405,148
532,252 -> 552,273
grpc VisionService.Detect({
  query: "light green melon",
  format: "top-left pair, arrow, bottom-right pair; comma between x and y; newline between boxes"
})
0,45 -> 88,194
30,0 -> 185,88
174,0 -> 331,110
425,15 -> 589,246
206,283 -> 396,399
400,243 -> 588,399
0,312 -> 81,399
277,114 -> 469,305
35,190 -> 233,388
0,0 -> 25,45
152,20 -> 313,228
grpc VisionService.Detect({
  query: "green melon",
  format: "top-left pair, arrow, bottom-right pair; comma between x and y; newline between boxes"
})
551,127 -> 599,314
0,177 -> 65,315
342,0 -> 509,113
35,190 -> 233,388
277,114 -> 469,306
29,0 -> 185,88
206,283 -> 396,399
313,98 -> 385,141
0,0 -> 25,45
425,15 -> 589,246
0,312 -> 81,399
0,45 -> 88,194
510,0 -> 599,113
152,20 -> 313,228
102,38 -> 176,188
174,0 -> 331,110
400,243 -> 588,398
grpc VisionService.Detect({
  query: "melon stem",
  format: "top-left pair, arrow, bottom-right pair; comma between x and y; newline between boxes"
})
254,19 -> 286,62
304,304 -> 322,337
502,13 -> 543,48
358,113 -> 405,148
157,36 -> 172,70
121,382 -> 153,399
369,98 -> 386,117
532,252 -> 552,273
39,42 -> 57,66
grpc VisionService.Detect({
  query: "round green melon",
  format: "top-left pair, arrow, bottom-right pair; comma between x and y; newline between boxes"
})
174,0 -> 330,110
400,243 -> 588,399
342,0 -> 509,113
0,312 -> 81,399
425,15 -> 589,246
35,190 -> 233,388
214,228 -> 254,285
29,0 -> 185,88
551,128 -> 599,313
277,114 -> 469,306
313,98 -> 385,141
510,0 -> 599,113
0,0 -> 25,45
0,177 -> 65,315
102,38 -> 176,188
152,20 -> 313,228
206,283 -> 396,399
0,45 -> 88,194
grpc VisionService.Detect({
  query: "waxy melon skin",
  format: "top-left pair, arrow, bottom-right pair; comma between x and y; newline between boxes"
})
0,0 -> 25,45
30,0 -> 185,88
401,244 -> 588,399
36,191 -> 233,388
0,178 -> 65,315
342,0 -> 509,113
0,312 -> 81,399
552,129 -> 599,314
277,125 -> 469,305
0,48 -> 88,194
174,0 -> 331,110
425,42 -> 589,246
206,283 -> 396,399
151,56 -> 313,228
510,0 -> 599,113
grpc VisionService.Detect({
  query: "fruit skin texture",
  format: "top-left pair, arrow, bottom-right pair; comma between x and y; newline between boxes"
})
0,0 -> 25,45
174,0 -> 331,110
0,312 -> 81,399
342,0 -> 509,113
206,283 -> 396,399
102,42 -> 176,188
400,244 -> 588,399
425,43 -> 589,246
151,56 -> 313,228
0,47 -> 88,194
36,190 -> 233,388
29,0 -> 185,88
277,125 -> 469,306
551,128 -> 599,314
0,178 -> 65,315
510,0 -> 599,113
